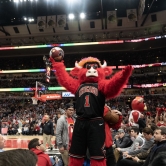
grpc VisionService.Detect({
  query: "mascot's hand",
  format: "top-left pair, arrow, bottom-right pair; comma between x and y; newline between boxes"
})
122,65 -> 133,76
49,57 -> 63,67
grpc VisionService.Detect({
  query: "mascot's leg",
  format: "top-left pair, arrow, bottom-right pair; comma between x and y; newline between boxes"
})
68,156 -> 84,166
91,159 -> 106,166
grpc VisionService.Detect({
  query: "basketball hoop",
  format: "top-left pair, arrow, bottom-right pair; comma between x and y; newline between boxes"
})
32,97 -> 38,105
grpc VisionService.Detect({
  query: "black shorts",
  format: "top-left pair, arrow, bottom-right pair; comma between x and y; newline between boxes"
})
69,117 -> 105,159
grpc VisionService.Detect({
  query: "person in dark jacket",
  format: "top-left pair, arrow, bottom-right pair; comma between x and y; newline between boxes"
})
28,138 -> 52,166
150,152 -> 166,166
41,115 -> 54,150
116,127 -> 166,166
114,129 -> 133,148
142,127 -> 166,166
138,114 -> 146,133
29,118 -> 36,135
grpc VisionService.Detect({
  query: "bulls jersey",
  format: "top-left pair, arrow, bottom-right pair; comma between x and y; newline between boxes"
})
75,83 -> 105,118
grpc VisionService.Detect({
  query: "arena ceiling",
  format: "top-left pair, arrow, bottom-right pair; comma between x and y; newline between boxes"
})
0,0 -> 164,26
0,0 -> 166,57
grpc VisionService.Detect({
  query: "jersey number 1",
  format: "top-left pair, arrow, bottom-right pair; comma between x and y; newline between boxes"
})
84,95 -> 90,107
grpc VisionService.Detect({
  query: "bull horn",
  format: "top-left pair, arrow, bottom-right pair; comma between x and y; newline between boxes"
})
101,60 -> 107,68
75,61 -> 82,68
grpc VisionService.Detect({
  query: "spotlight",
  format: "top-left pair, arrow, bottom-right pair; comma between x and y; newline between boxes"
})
28,18 -> 34,22
14,0 -> 19,2
80,13 -> 85,19
28,18 -> 32,22
68,13 -> 75,20
24,17 -> 27,21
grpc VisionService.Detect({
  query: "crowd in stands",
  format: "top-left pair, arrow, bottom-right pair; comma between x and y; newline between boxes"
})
1,47 -> 166,70
0,94 -> 166,136
1,96 -> 166,166
0,99 -> 72,135
1,74 -> 166,88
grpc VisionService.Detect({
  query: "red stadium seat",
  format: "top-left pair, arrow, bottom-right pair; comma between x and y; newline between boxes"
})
1,128 -> 8,135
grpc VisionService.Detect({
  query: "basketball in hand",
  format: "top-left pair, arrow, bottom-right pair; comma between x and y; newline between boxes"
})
104,110 -> 119,124
49,47 -> 64,62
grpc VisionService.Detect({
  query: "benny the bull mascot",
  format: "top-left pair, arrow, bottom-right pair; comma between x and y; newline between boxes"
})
50,56 -> 133,166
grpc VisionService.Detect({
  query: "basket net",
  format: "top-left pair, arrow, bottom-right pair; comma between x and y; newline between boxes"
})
31,97 -> 38,105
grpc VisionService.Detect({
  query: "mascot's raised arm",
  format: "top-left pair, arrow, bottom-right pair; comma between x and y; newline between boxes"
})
49,47 -> 133,166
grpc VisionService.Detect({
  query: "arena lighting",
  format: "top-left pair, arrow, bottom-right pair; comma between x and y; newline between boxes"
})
0,40 -> 124,51
13,0 -> 38,2
68,13 -> 75,20
80,13 -> 86,19
0,35 -> 165,51
28,18 -> 34,22
1,82 -> 166,92
0,87 -> 66,92
0,68 -> 73,74
1,62 -> 166,74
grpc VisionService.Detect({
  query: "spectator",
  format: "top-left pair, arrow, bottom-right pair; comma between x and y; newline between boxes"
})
147,123 -> 157,132
56,103 -> 75,166
22,124 -> 29,135
54,111 -> 63,148
28,138 -> 52,166
41,115 -> 54,150
114,128 -> 133,148
117,126 -> 166,166
143,127 -> 166,166
116,127 -> 144,153
150,152 -> 166,166
115,127 -> 144,162
29,118 -> 36,135
138,114 -> 146,133
0,134 -> 5,152
155,112 -> 166,127
127,127 -> 154,155
34,123 -> 40,135
0,149 -> 37,166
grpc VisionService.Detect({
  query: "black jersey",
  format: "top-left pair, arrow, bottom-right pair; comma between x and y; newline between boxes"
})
75,83 -> 105,118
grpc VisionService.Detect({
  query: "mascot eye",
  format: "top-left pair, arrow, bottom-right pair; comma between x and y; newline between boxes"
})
93,64 -> 98,69
86,64 -> 92,69
86,64 -> 99,69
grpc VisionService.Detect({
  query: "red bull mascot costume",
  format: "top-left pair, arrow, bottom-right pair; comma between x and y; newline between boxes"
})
49,47 -> 133,166
129,96 -> 147,127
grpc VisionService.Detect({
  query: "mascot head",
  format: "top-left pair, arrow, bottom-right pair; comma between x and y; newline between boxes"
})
131,96 -> 147,113
70,57 -> 112,84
